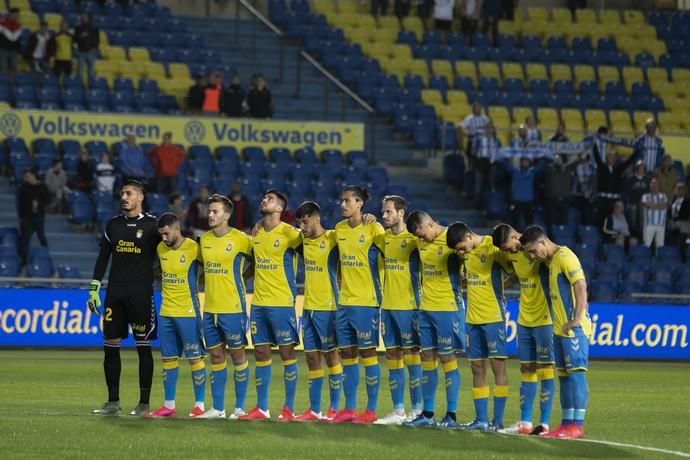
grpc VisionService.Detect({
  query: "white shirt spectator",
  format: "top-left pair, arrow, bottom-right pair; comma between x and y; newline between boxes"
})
635,134 -> 665,172
96,161 -> 115,193
33,32 -> 49,59
459,113 -> 489,137
474,133 -> 501,162
434,0 -> 455,21
526,127 -> 541,142
642,191 -> 668,247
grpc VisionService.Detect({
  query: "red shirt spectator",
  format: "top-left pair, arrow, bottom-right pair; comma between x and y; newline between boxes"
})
202,72 -> 222,114
149,132 -> 185,195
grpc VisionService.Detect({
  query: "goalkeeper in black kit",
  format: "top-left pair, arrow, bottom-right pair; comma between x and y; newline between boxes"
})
88,180 -> 160,416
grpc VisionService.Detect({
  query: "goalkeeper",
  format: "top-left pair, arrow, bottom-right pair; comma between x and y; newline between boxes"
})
88,180 -> 161,417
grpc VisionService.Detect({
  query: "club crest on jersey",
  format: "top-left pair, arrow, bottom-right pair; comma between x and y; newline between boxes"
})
319,240 -> 326,250
437,246 -> 444,257
180,254 -> 186,264
401,239 -> 407,248
358,234 -> 365,244
135,229 -> 143,239
480,254 -> 487,264
225,243 -> 233,253
273,238 -> 280,248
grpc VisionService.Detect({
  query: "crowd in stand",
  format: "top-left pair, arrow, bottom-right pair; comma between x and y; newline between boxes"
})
185,72 -> 274,118
456,105 -> 690,260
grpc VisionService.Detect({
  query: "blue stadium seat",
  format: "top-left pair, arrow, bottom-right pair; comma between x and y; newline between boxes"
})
242,147 -> 266,164
270,148 -> 292,166
27,257 -> 53,278
0,257 -> 20,277
57,264 -> 82,279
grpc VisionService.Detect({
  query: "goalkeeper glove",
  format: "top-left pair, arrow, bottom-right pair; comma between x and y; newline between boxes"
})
87,280 -> 102,315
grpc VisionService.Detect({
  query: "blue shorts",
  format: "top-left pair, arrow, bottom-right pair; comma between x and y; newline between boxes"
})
250,306 -> 300,347
554,329 -> 589,372
382,309 -> 419,349
159,315 -> 205,359
302,310 -> 337,352
336,306 -> 380,349
517,323 -> 555,364
467,322 -> 507,360
418,310 -> 465,355
203,312 -> 248,350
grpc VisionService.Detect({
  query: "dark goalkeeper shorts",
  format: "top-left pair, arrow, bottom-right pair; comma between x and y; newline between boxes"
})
103,287 -> 157,341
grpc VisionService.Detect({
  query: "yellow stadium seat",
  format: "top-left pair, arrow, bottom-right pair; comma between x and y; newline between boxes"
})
609,110 -> 633,134
589,27 -> 613,44
623,10 -> 645,25
498,20 -> 518,36
478,61 -> 501,82
521,20 -> 548,36
44,13 -> 63,31
421,89 -> 443,106
408,59 -> 429,85
402,16 -> 424,33
128,47 -> 150,63
631,25 -> 658,40
19,11 -> 39,31
101,46 -> 126,61
447,90 -> 469,107
347,27 -> 373,44
650,79 -> 674,97
120,67 -> 146,81
528,7 -> 549,22
672,68 -> 690,83
338,1 -> 359,14
512,107 -> 534,124
525,63 -> 547,81
371,27 -> 398,43
633,112 -> 655,132
561,108 -> 584,132
431,60 -> 454,82
502,62 -> 524,81
332,13 -> 358,29
645,41 -> 667,63
646,67 -> 669,84
664,96 -> 690,111
392,44 -> 413,61
550,64 -> 572,81
496,130 -> 510,146
489,106 -> 511,120
658,112 -> 683,133
537,107 -> 558,122
597,65 -> 620,91
0,102 -> 10,110
622,66 -> 644,93
575,9 -> 597,24
455,61 -> 477,85
312,0 -> 335,15
573,65 -> 596,85
168,62 -> 190,80
353,14 -> 376,30
492,116 -> 512,131
599,9 -> 621,24
674,80 -> 690,98
378,15 -> 400,31
8,0 -> 30,10
144,62 -> 166,79
585,109 -> 608,130
543,23 -> 565,40
551,7 -> 572,23
94,60 -> 119,75
94,73 -> 116,88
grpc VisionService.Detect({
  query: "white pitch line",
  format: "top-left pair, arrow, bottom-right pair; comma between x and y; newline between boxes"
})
571,438 -> 690,458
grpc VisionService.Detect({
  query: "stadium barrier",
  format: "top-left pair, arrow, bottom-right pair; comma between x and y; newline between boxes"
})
0,109 -> 366,152
0,288 -> 687,360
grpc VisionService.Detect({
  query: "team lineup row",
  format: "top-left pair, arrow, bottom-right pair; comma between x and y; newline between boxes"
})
86,181 -> 590,440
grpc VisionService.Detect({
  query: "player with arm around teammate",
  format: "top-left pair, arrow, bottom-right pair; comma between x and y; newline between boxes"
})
147,213 -> 207,418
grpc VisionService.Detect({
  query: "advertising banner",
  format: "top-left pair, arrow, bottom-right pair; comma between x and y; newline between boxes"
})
0,289 -> 688,360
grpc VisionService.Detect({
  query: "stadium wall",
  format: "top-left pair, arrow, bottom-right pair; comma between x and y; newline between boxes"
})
0,288 -> 687,360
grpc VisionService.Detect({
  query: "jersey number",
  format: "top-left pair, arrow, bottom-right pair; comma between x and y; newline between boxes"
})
104,307 -> 113,322
250,322 -> 257,335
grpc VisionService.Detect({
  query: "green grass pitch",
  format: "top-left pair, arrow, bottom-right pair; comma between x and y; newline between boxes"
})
0,350 -> 688,459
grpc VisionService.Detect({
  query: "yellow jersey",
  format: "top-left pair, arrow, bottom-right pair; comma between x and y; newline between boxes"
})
157,238 -> 201,318
302,230 -> 339,311
198,228 -> 252,314
464,236 -> 512,325
335,220 -> 385,307
508,250 -> 553,327
548,247 -> 592,338
251,222 -> 302,307
417,228 -> 463,312
381,229 -> 421,310
54,32 -> 73,61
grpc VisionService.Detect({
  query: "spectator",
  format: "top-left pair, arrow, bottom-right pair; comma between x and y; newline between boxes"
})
625,160 -> 651,240
567,0 -> 587,21
95,153 -> 115,194
72,148 -> 94,192
148,132 -> 185,195
501,0 -> 517,20
119,134 -> 146,182
44,159 -> 68,213
202,71 -> 223,115
634,118 -> 665,172
458,102 -> 489,156
602,201 -> 637,247
17,169 -> 50,268
187,74 -> 206,113
549,122 -> 569,142
228,182 -> 253,232
169,193 -> 188,223
247,74 -> 273,119
24,21 -> 55,75
186,186 -> 210,239
74,13 -> 99,79
653,154 -> 679,200
501,157 -> 547,229
641,178 -> 668,248
0,8 -> 23,82
594,145 -> 640,224
433,0 -> 455,43
371,0 -> 389,17
525,115 -> 542,142
571,152 -> 598,226
669,183 -> 690,262
53,21 -> 74,80
221,74 -> 246,118
544,154 -> 575,229
394,0 -> 411,19
459,0 -> 480,45
471,120 -> 501,207
510,124 -> 529,148
417,0 -> 434,20
482,0 -> 501,46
